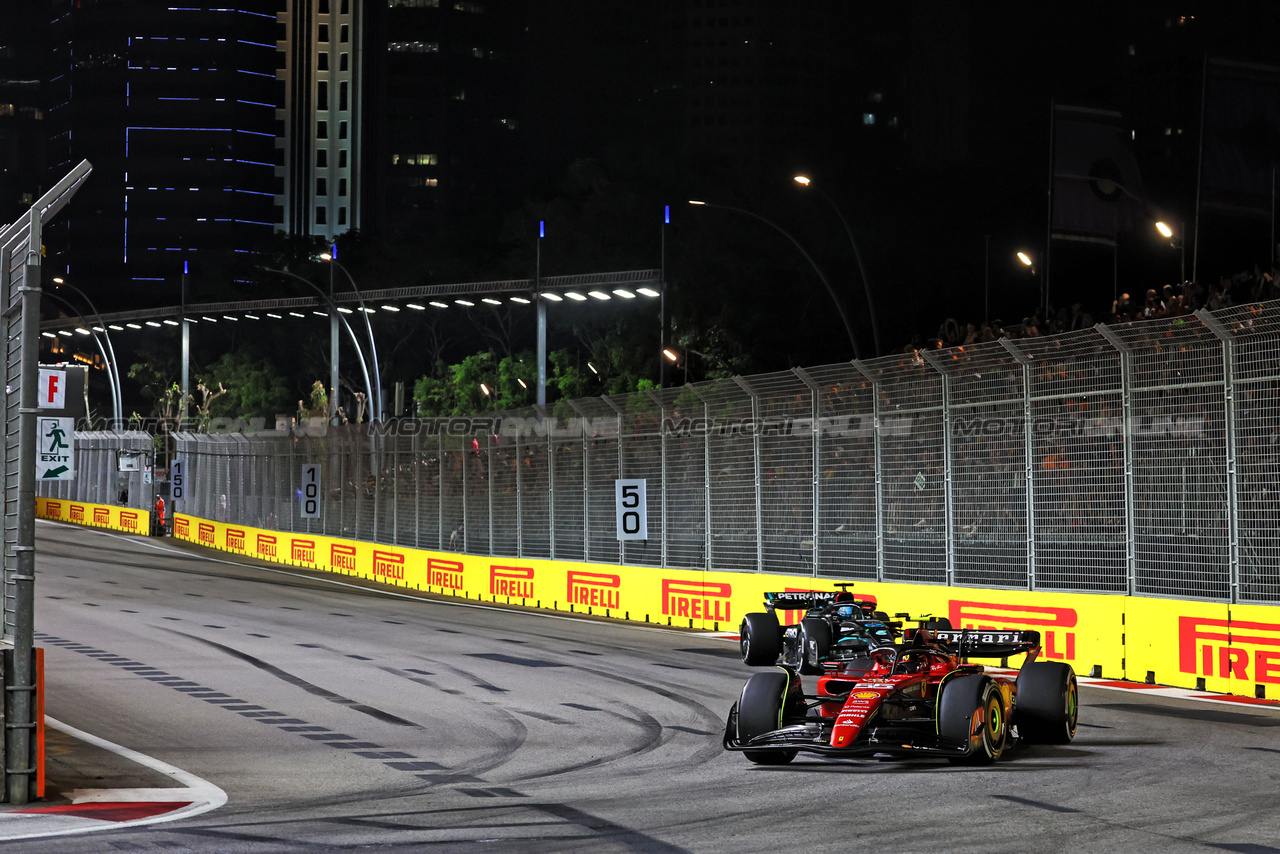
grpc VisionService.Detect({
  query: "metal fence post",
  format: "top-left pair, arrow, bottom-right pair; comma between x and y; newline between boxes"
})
1096,323 -> 1137,596
852,361 -> 884,582
999,339 -> 1037,590
793,368 -> 821,576
1196,310 -> 1242,603
487,427 -> 494,557
646,390 -> 668,569
542,406 -> 556,560
568,401 -> 590,562
438,432 -> 444,551
920,351 -> 956,586
515,423 -> 524,558
686,385 -> 712,571
733,376 -> 764,572
603,397 -> 625,565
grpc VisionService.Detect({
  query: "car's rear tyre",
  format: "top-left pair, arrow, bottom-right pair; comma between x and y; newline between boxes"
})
798,618 -> 832,675
939,674 -> 1007,765
1016,662 -> 1078,744
739,612 -> 782,666
923,617 -> 953,631
737,670 -> 798,765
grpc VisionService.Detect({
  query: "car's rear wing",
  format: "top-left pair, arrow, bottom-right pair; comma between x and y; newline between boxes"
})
763,591 -> 842,610
931,629 -> 1041,659
763,591 -> 876,612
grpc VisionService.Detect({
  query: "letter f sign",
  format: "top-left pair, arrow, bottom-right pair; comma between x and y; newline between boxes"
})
38,369 -> 66,410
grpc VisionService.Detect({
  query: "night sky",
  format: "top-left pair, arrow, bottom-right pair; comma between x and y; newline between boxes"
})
16,1 -> 1280,403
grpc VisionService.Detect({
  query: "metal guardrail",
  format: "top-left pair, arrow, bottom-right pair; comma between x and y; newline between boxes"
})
70,299 -> 1275,608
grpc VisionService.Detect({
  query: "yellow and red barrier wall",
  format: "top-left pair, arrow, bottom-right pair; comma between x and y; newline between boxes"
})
38,501 -> 1280,701
36,497 -> 150,536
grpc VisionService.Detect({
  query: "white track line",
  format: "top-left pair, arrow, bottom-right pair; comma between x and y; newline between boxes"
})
0,716 -> 226,841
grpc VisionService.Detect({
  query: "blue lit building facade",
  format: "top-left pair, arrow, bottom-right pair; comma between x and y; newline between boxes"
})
44,1 -> 282,304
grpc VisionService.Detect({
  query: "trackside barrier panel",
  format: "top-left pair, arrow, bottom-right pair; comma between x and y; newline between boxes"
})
166,512 -> 1280,700
35,497 -> 151,536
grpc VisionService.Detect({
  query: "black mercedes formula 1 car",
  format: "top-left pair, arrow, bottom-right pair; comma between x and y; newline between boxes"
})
725,591 -> 1078,765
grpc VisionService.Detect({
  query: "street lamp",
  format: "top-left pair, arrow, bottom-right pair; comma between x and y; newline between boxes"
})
1154,220 -> 1186,284
1017,250 -> 1047,318
320,251 -> 383,421
262,267 -> 375,420
50,277 -> 122,427
687,199 -> 861,360
662,344 -> 719,385
792,174 -> 880,357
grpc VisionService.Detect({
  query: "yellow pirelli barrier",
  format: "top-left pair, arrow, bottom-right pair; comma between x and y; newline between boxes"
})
36,497 -> 150,536
162,512 -> 1278,700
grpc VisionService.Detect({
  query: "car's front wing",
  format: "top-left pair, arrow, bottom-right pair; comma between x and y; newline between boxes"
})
722,708 -> 974,760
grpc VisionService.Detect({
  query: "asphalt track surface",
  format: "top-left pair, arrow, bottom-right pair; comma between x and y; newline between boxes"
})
7,520 -> 1280,853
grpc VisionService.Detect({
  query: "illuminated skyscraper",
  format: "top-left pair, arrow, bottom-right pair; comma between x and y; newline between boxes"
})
278,0 -> 366,240
43,1 -> 282,303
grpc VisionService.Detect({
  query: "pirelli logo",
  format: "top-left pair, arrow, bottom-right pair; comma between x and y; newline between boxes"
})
120,510 -> 140,532
948,600 -> 1078,661
71,504 -> 86,523
291,538 -> 315,563
174,517 -> 189,538
46,501 -> 62,517
491,565 -> 534,598
197,522 -> 215,546
568,571 -> 620,610
93,507 -> 110,525
427,558 -> 464,590
331,543 -> 357,572
256,534 -> 277,558
226,528 -> 246,550
372,550 -> 405,581
662,579 -> 732,622
1179,616 -> 1280,685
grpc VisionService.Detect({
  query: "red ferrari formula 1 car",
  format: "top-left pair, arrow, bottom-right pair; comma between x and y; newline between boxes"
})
724,592 -> 1078,765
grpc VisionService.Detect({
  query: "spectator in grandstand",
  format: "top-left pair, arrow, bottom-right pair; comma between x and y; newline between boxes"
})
1111,292 -> 1134,322
1141,288 -> 1162,318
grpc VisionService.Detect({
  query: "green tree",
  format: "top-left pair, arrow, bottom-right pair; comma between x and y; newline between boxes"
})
197,350 -> 292,420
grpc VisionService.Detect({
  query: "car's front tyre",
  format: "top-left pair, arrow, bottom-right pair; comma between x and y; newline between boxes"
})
736,670 -> 798,765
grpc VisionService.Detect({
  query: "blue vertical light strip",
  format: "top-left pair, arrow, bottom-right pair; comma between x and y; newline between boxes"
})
331,243 -> 338,260
539,220 -> 545,239
665,205 -> 670,224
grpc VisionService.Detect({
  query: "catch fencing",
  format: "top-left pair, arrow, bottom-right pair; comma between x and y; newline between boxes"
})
47,303 -> 1280,606
36,431 -> 157,510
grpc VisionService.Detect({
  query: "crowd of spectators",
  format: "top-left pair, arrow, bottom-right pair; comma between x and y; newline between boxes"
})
911,248 -> 1280,354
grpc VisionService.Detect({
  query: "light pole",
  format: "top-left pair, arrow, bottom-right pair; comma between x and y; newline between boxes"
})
793,174 -> 880,357
535,220 -> 547,408
688,199 -> 861,360
662,345 -> 722,385
44,290 -> 121,427
1155,220 -> 1186,284
50,277 -> 122,427
262,267 -> 375,420
320,250 -> 383,422
1017,251 -> 1044,318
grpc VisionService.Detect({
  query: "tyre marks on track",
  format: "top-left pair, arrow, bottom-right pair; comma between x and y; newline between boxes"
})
34,632 -> 524,798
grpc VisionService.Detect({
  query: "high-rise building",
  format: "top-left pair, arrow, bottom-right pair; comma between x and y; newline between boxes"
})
277,0 -> 367,241
0,2 -> 48,226
363,0 -> 527,243
42,1 -> 282,304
